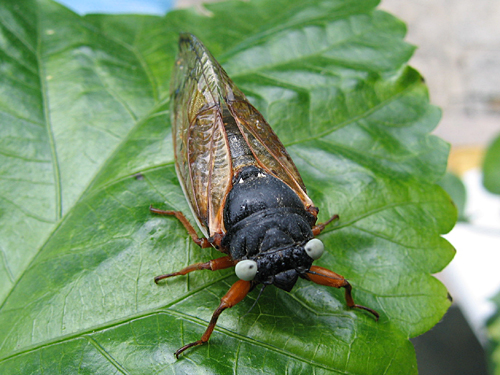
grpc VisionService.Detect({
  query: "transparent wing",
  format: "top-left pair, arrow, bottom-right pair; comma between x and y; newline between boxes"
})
170,34 -> 314,237
170,34 -> 232,237
228,98 -> 314,209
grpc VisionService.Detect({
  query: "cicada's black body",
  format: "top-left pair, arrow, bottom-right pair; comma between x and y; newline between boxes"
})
152,33 -> 378,358
222,165 -> 317,291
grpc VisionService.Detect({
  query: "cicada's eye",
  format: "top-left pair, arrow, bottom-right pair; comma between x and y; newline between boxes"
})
235,260 -> 258,281
304,238 -> 324,260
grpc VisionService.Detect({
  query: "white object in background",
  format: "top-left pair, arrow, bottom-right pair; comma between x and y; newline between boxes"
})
440,168 -> 500,343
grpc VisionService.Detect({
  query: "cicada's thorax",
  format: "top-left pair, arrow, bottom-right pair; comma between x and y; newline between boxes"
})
217,106 -> 319,292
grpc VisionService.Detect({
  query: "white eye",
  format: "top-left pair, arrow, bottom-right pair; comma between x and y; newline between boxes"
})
304,238 -> 324,260
235,259 -> 258,281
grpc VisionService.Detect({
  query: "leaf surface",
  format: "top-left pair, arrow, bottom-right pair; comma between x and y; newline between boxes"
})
0,0 -> 455,373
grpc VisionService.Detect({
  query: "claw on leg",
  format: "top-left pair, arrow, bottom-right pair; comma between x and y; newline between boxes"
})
174,279 -> 252,358
306,265 -> 379,320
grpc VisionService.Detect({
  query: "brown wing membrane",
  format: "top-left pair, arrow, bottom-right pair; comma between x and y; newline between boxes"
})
170,34 -> 314,237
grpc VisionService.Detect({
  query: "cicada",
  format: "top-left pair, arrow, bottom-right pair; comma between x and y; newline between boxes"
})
152,33 -> 378,358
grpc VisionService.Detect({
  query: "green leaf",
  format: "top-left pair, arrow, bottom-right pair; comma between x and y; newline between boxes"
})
0,0 -> 456,373
437,172 -> 467,222
484,133 -> 500,195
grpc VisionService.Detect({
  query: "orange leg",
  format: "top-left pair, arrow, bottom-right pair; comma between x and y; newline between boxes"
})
154,255 -> 235,283
150,205 -> 212,248
312,214 -> 339,236
175,279 -> 252,358
306,265 -> 379,320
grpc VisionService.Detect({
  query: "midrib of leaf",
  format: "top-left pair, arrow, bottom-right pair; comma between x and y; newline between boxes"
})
36,2 -> 62,222
0,2 -> 62,312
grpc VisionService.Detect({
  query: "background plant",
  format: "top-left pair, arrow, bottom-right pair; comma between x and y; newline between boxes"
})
483,133 -> 500,375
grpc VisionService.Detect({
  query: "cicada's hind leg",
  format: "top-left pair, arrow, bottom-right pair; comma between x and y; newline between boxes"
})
154,255 -> 235,283
305,265 -> 379,320
175,280 -> 251,358
150,205 -> 212,248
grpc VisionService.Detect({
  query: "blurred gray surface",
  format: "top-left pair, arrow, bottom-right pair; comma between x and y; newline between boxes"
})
380,0 -> 500,147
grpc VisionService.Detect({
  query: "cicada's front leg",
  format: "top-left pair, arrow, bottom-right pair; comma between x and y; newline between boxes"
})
312,213 -> 339,236
154,255 -> 235,283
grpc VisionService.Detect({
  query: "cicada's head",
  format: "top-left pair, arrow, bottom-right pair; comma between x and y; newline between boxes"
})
234,238 -> 325,292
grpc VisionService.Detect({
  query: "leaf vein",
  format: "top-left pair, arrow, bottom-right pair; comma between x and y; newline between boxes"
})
85,336 -> 130,375
0,245 -> 15,284
285,83 -> 414,147
0,195 -> 55,224
0,10 -> 36,54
